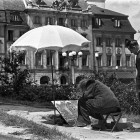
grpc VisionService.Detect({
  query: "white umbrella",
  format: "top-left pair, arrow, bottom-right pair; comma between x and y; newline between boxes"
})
10,25 -> 90,121
10,25 -> 90,85
10,25 -> 90,52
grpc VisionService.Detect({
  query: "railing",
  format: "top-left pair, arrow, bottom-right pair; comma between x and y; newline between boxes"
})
59,66 -> 69,71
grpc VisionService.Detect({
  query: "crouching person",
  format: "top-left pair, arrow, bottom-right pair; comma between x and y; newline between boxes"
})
76,79 -> 121,130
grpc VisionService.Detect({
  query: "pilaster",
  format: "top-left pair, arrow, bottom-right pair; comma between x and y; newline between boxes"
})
112,37 -> 116,66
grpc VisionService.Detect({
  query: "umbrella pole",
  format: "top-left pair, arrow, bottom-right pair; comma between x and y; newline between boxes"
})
50,50 -> 56,124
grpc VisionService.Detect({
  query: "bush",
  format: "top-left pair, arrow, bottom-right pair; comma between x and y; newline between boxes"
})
68,72 -> 140,115
0,85 -> 14,97
111,81 -> 140,114
17,85 -> 74,102
1,71 -> 140,115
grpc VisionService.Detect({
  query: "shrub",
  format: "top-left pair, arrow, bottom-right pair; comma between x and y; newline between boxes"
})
111,81 -> 140,115
1,68 -> 140,115
17,85 -> 74,102
69,72 -> 140,115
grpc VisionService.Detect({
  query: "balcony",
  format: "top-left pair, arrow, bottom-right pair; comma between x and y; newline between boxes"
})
59,66 -> 69,72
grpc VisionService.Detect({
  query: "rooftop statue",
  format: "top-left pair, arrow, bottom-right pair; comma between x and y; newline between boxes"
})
52,0 -> 80,11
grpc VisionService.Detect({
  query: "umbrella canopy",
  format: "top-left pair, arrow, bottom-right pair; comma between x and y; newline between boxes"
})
10,25 -> 90,52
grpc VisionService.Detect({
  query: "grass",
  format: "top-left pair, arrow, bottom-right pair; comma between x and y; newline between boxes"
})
0,96 -> 54,109
0,110 -> 79,140
0,134 -> 22,140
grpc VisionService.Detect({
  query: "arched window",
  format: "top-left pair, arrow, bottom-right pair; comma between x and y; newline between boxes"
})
40,76 -> 50,85
76,76 -> 83,85
60,76 -> 67,85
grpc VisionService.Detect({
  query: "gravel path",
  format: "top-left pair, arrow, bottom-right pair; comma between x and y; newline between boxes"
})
0,104 -> 140,140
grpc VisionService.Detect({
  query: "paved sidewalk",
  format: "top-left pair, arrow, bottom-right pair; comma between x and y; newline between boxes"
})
7,109 -> 140,140
0,103 -> 140,140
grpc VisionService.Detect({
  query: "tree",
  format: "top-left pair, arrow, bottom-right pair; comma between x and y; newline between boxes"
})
0,51 -> 33,95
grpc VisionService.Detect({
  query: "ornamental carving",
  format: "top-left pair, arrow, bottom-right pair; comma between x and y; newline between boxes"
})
52,0 -> 81,11
117,48 -> 121,54
27,0 -> 81,10
106,47 -> 112,54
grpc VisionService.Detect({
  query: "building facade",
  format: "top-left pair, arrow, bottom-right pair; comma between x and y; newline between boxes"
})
0,0 -> 136,85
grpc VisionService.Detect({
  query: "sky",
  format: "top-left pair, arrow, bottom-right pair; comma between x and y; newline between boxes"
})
105,0 -> 140,42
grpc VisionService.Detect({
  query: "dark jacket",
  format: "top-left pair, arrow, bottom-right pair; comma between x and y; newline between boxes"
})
83,80 -> 120,109
136,50 -> 140,91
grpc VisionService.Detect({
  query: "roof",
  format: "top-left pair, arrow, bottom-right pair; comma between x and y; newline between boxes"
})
93,18 -> 136,33
90,5 -> 128,17
89,5 -> 136,33
0,0 -> 135,34
0,0 -> 26,11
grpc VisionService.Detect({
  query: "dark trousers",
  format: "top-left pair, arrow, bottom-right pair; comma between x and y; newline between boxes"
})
137,92 -> 140,114
77,97 -> 120,126
138,92 -> 140,101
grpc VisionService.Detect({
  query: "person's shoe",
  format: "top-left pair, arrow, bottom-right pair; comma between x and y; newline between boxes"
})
74,121 -> 88,127
92,120 -> 107,131
83,125 -> 93,130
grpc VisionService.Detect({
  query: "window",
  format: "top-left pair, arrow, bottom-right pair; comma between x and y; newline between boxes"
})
19,31 -> 25,37
34,16 -> 41,24
59,53 -> 68,68
58,18 -> 64,26
96,37 -> 102,46
96,55 -> 102,67
47,50 -> 51,66
126,55 -> 131,67
8,30 -> 14,41
71,19 -> 77,27
107,55 -> 112,66
82,55 -> 88,66
115,20 -> 121,27
116,55 -> 121,66
10,13 -> 21,22
60,76 -> 67,85
19,51 -> 26,65
36,52 -> 42,66
115,38 -> 121,47
81,20 -> 87,28
81,33 -> 87,38
106,38 -> 111,46
45,17 -> 53,25
96,18 -> 102,26
40,76 -> 50,85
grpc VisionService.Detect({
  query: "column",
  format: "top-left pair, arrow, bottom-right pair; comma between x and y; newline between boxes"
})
55,16 -> 58,25
42,15 -> 45,26
55,51 -> 59,70
30,50 -> 34,69
121,41 -> 126,67
102,37 -> 106,66
112,37 -> 116,67
93,35 -> 97,71
42,50 -> 47,68
78,57 -> 82,69
65,14 -> 68,27
71,65 -> 75,84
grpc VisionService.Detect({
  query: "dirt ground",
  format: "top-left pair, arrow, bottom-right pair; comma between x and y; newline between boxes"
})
0,103 -> 140,140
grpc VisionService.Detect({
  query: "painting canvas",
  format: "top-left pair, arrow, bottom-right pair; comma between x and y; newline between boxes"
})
52,100 -> 78,126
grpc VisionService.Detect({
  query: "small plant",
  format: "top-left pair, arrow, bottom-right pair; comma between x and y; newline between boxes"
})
0,110 -> 78,140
